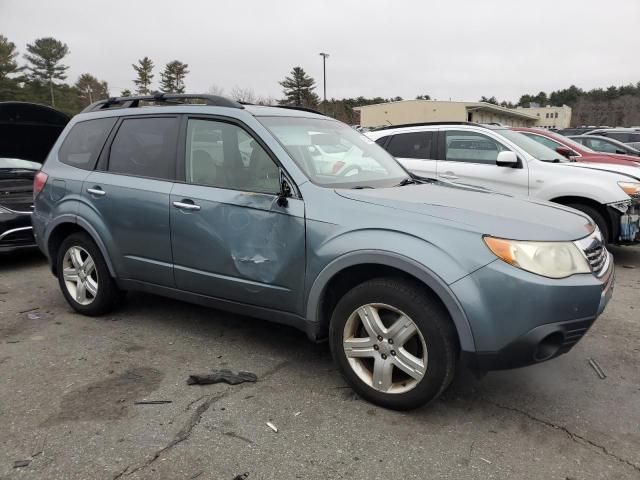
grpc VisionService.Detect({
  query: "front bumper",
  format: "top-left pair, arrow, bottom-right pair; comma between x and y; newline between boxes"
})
0,212 -> 36,253
452,252 -> 615,370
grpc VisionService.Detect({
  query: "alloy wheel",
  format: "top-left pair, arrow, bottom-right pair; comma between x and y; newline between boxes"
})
62,246 -> 98,305
343,303 -> 427,394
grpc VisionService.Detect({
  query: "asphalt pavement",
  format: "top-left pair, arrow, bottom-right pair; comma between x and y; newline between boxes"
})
1,247 -> 639,479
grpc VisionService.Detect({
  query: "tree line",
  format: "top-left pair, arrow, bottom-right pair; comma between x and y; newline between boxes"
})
2,34 -> 639,125
0,35 -> 190,116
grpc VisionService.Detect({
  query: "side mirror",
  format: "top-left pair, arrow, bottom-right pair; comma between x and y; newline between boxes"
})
616,149 -> 626,155
555,146 -> 575,158
277,173 -> 292,207
496,151 -> 518,167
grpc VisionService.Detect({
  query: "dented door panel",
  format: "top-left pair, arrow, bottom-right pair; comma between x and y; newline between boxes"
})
170,183 -> 305,313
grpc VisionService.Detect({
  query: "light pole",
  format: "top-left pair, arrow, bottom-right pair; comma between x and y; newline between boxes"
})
319,52 -> 329,112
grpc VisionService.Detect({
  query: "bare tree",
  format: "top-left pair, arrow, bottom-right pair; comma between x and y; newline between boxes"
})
256,96 -> 277,106
230,86 -> 256,104
207,84 -> 225,96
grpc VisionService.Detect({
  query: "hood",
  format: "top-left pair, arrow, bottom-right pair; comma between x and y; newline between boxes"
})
0,102 -> 69,163
335,183 -> 594,242
560,161 -> 640,181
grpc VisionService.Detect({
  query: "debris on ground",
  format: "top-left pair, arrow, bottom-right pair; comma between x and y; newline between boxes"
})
588,358 -> 607,379
266,421 -> 278,433
479,457 -> 492,465
134,400 -> 173,405
187,370 -> 257,386
622,265 -> 635,269
294,411 -> 301,417
232,473 -> 249,480
13,459 -> 31,468
27,311 -> 46,320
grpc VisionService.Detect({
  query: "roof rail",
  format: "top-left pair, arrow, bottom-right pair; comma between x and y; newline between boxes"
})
270,104 -> 324,115
81,93 -> 244,113
371,121 -> 486,131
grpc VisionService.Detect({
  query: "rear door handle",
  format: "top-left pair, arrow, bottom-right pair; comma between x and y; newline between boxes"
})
439,172 -> 458,180
87,187 -> 106,196
172,200 -> 201,211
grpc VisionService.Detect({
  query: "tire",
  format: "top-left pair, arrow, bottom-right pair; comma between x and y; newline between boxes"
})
56,232 -> 123,316
567,203 -> 610,243
329,277 -> 458,410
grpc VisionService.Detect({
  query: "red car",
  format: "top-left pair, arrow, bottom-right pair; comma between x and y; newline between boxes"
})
511,127 -> 640,166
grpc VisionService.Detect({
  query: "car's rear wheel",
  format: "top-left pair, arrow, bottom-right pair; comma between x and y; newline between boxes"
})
57,233 -> 122,315
567,204 -> 610,243
329,277 -> 457,410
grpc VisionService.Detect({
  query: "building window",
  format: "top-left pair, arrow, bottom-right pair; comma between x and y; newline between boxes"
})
555,112 -> 558,118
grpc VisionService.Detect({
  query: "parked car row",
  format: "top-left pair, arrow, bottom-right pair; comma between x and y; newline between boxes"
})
367,122 -> 640,245
25,93 -> 626,410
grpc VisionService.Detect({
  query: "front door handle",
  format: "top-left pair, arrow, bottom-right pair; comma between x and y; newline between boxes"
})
172,200 -> 201,211
439,172 -> 459,180
87,187 -> 106,196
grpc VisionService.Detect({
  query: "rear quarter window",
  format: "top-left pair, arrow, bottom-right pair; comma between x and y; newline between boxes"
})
57,117 -> 117,170
107,117 -> 179,180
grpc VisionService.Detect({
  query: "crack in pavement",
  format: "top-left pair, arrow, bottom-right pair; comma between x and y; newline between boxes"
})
113,394 -> 223,479
112,360 -> 290,479
485,399 -> 640,473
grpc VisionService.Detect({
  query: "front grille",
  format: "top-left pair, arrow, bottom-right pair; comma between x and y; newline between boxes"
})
575,230 -> 609,277
584,243 -> 607,274
0,177 -> 35,212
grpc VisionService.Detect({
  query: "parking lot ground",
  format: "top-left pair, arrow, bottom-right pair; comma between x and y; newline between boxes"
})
0,247 -> 639,480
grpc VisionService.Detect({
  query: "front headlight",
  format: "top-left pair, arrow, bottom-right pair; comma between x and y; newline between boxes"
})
484,236 -> 591,279
618,181 -> 640,198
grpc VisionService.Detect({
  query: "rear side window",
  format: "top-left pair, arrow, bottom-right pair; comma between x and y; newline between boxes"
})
386,131 -> 434,159
58,118 -> 116,170
374,136 -> 389,147
108,117 -> 179,180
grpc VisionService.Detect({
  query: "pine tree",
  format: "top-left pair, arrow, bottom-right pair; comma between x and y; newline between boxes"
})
0,35 -> 21,81
133,57 -> 154,95
120,89 -> 132,97
24,37 -> 69,107
160,60 -> 189,93
75,73 -> 109,107
279,67 -> 319,108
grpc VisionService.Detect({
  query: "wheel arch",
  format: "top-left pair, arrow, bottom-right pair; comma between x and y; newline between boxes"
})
305,250 -> 475,352
46,217 -> 116,277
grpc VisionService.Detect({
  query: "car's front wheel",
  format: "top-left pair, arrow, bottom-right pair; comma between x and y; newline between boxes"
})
329,277 -> 458,410
57,232 -> 122,315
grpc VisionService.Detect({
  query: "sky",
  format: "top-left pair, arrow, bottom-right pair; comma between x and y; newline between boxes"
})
2,0 -> 639,103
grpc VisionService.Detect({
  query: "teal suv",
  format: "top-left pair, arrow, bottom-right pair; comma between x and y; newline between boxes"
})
33,94 -> 614,409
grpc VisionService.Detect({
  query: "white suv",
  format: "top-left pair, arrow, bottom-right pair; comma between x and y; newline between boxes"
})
367,123 -> 640,244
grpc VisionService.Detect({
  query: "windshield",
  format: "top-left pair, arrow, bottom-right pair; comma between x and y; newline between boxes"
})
549,134 -> 597,153
258,116 -> 409,188
498,130 -> 568,162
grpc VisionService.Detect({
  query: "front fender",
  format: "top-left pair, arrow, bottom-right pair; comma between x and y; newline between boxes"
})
305,249 -> 477,352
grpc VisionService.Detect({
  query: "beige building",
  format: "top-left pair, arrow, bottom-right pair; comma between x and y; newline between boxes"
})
354,100 -> 538,128
515,104 -> 572,129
